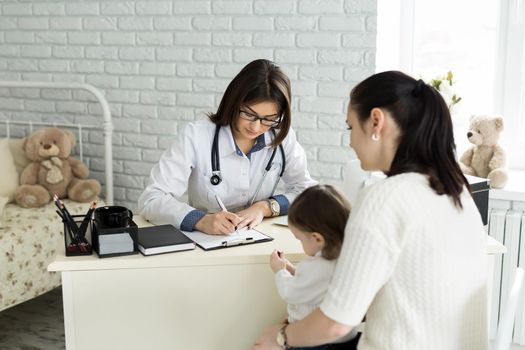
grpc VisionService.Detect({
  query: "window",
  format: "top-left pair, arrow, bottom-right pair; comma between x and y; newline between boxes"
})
377,0 -> 525,169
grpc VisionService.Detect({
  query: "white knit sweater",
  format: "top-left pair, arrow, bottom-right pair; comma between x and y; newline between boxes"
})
321,173 -> 488,350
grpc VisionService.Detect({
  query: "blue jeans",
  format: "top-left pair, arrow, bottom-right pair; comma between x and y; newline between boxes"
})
289,333 -> 361,350
289,346 -> 331,350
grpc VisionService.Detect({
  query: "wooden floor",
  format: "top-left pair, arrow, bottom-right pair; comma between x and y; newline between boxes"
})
1,288 -> 525,350
0,288 -> 65,350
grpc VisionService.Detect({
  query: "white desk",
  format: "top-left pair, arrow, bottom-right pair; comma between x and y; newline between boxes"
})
49,217 -> 304,350
49,218 -> 505,350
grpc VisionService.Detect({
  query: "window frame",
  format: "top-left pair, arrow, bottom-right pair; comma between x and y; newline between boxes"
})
378,0 -> 525,169
494,0 -> 525,168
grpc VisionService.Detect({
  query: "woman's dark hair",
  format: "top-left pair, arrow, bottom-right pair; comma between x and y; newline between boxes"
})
288,185 -> 351,260
207,59 -> 291,147
349,70 -> 469,208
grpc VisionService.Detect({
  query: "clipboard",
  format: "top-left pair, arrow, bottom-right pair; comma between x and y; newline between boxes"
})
182,227 -> 273,251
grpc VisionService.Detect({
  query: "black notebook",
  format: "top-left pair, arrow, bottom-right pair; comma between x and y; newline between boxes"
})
137,225 -> 196,256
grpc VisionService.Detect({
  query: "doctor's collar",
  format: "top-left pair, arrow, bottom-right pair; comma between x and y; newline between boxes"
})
221,126 -> 269,158
237,133 -> 266,159
218,125 -> 238,158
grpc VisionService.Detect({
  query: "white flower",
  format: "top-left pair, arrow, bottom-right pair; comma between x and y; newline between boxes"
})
439,79 -> 453,96
424,71 -> 462,111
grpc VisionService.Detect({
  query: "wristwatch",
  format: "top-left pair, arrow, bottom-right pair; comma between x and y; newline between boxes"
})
266,198 -> 280,217
276,324 -> 289,349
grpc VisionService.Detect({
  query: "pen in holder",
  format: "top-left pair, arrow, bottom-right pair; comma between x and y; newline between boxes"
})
63,214 -> 93,256
55,195 -> 95,256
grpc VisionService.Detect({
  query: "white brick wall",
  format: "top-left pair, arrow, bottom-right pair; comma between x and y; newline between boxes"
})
0,0 -> 376,210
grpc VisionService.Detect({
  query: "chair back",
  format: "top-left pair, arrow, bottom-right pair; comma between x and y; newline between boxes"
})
342,159 -> 370,204
493,267 -> 525,350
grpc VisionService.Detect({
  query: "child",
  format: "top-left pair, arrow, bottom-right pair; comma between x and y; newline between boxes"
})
269,184 -> 358,349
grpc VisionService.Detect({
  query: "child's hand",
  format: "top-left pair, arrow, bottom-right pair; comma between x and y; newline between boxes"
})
270,250 -> 287,273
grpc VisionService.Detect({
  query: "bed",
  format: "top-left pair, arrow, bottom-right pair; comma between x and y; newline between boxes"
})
0,81 -> 114,312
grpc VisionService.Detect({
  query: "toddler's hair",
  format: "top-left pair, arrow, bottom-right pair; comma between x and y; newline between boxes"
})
288,185 -> 351,260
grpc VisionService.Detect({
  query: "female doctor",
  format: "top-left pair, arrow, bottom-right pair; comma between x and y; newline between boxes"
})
138,59 -> 317,235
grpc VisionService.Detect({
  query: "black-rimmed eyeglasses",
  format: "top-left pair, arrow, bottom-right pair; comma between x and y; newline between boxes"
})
239,110 -> 282,127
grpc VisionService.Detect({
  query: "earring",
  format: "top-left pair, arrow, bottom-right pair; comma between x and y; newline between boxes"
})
372,133 -> 380,141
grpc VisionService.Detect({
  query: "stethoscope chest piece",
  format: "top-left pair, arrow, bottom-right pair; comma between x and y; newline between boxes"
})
210,172 -> 222,185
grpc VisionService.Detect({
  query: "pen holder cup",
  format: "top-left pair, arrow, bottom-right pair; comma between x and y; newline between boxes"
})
92,219 -> 139,258
63,214 -> 93,256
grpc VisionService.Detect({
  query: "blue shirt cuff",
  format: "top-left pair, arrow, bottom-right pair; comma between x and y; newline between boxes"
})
272,195 -> 289,216
180,209 -> 206,231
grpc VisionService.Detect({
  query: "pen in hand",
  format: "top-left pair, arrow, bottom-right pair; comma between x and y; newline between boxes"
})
215,194 -> 228,212
215,194 -> 240,233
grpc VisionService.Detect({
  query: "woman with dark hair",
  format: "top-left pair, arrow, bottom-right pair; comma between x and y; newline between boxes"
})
139,59 -> 316,235
253,71 -> 487,349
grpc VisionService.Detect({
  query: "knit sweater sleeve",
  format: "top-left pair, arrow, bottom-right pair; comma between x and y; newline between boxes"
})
320,178 -> 412,326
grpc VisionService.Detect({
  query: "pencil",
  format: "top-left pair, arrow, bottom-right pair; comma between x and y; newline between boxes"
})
78,201 -> 96,243
56,209 -> 77,244
54,194 -> 80,239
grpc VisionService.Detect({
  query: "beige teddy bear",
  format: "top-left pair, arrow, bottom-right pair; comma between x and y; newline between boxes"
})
15,127 -> 101,208
459,115 -> 508,189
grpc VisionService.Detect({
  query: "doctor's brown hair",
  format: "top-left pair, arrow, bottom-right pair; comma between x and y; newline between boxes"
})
288,185 -> 351,260
207,59 -> 291,147
350,71 -> 469,208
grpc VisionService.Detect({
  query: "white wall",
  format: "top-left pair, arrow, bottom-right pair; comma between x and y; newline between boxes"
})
0,0 -> 377,210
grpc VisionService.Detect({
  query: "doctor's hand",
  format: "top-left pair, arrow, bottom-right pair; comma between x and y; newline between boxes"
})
194,212 -> 242,235
235,201 -> 268,230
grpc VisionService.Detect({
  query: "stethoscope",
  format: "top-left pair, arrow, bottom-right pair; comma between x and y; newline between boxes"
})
210,124 -> 286,206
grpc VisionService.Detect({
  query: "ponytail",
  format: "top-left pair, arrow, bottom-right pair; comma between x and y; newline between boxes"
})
350,71 -> 469,208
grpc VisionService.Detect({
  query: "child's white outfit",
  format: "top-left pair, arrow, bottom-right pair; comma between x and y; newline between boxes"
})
275,252 -> 358,343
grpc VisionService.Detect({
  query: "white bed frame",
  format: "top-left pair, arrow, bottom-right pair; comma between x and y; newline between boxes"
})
0,81 -> 114,204
0,81 -> 114,312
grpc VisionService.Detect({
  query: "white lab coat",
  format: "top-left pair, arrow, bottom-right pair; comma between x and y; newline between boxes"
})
138,119 -> 317,229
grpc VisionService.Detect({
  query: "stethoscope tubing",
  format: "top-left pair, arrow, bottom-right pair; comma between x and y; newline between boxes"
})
249,162 -> 282,207
210,124 -> 285,207
210,125 -> 222,186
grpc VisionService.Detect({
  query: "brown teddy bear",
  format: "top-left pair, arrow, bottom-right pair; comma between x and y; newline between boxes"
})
459,115 -> 508,189
15,127 -> 101,208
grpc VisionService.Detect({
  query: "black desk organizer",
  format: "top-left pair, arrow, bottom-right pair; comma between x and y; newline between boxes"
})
467,175 -> 490,226
63,214 -> 93,256
92,219 -> 139,258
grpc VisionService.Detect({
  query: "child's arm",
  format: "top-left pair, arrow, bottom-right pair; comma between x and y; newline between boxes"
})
270,250 -> 295,274
274,257 -> 334,305
279,251 -> 296,275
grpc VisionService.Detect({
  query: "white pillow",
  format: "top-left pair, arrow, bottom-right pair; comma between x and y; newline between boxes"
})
0,138 -> 19,202
0,196 -> 8,227
8,138 -> 29,175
